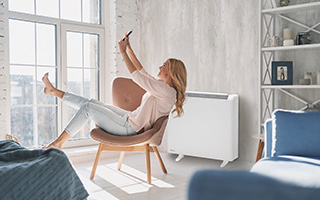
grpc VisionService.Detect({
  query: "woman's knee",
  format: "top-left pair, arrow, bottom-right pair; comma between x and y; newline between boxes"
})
78,101 -> 96,118
83,101 -> 100,114
78,101 -> 93,114
80,99 -> 98,109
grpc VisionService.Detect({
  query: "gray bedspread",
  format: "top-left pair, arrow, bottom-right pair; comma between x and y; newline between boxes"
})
0,140 -> 88,200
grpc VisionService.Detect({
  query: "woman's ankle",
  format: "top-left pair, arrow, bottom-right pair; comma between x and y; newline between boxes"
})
55,89 -> 65,99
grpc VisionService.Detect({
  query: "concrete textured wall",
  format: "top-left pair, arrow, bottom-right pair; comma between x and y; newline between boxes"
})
111,0 -> 140,77
113,0 -> 260,162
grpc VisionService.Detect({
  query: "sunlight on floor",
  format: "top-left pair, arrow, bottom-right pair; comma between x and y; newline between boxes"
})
86,163 -> 175,195
78,174 -> 119,200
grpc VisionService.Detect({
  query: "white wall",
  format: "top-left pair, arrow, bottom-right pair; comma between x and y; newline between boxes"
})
103,0 -> 140,103
113,0 -> 260,162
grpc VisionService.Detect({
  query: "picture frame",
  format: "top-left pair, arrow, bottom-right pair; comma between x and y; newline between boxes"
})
272,61 -> 293,85
296,32 -> 312,45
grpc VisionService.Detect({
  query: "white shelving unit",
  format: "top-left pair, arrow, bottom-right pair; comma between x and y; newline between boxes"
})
262,43 -> 320,51
257,0 -> 320,159
262,2 -> 320,14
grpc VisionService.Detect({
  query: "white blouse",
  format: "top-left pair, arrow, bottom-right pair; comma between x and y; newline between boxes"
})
128,68 -> 176,132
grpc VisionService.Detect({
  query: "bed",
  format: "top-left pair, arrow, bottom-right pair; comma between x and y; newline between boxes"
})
0,140 -> 88,200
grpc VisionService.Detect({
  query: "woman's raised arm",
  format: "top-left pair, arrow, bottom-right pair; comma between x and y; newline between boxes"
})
118,38 -> 137,74
126,42 -> 144,71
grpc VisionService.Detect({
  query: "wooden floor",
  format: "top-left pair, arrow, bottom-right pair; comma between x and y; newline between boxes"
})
72,152 -> 253,200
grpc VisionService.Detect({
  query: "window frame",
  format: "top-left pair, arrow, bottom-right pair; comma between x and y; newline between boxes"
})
8,1 -> 105,148
61,23 -> 105,148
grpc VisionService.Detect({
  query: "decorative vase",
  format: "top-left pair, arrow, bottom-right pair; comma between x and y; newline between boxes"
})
267,36 -> 283,47
317,71 -> 320,85
283,40 -> 294,46
300,78 -> 310,85
283,28 -> 293,40
304,72 -> 313,85
279,0 -> 290,7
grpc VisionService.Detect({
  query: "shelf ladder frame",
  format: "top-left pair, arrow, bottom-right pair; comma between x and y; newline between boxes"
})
259,0 -> 320,136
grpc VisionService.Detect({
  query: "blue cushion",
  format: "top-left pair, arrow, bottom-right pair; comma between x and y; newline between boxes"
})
251,155 -> 320,188
272,110 -> 320,157
189,168 -> 320,200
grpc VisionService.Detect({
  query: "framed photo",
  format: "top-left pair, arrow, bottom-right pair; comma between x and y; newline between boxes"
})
272,61 -> 293,85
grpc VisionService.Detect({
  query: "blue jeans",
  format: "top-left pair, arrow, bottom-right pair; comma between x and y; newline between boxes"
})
62,92 -> 137,137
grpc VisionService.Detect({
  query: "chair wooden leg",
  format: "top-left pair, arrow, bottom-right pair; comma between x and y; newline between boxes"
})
144,144 -> 151,183
152,146 -> 167,174
90,143 -> 104,179
255,139 -> 264,162
117,151 -> 125,170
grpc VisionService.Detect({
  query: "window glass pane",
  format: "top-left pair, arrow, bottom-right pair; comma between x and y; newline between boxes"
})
83,0 -> 100,24
61,0 -> 81,22
84,69 -> 98,99
67,32 -> 82,67
37,67 -> 56,105
9,0 -> 34,14
36,0 -> 59,18
11,107 -> 34,147
84,34 -> 98,68
36,23 -> 56,66
9,20 -> 35,65
38,106 -> 57,145
68,68 -> 83,95
10,66 -> 35,106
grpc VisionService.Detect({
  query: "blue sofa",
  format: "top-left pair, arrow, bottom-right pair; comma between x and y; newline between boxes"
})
188,110 -> 320,200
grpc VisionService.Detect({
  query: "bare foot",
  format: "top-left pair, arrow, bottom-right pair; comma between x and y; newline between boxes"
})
42,72 -> 55,95
41,131 -> 71,150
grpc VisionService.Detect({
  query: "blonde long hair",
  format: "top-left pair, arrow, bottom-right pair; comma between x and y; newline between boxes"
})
168,58 -> 187,118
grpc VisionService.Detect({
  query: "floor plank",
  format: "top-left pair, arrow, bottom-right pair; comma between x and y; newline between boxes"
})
72,152 -> 253,200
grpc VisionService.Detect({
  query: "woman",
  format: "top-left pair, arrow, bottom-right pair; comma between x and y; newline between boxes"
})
42,34 -> 187,149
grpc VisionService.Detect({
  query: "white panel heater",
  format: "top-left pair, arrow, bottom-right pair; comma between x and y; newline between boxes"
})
167,91 -> 239,167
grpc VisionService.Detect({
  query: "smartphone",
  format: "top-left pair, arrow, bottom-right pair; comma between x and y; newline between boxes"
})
122,30 -> 133,41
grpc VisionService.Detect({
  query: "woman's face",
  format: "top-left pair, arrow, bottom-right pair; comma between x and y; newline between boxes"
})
158,60 -> 170,80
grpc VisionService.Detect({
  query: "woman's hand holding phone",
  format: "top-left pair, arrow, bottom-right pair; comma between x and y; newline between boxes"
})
118,30 -> 132,54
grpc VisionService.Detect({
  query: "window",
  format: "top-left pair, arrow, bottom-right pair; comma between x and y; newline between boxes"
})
8,1 -> 104,148
9,20 -> 57,147
63,29 -> 100,140
9,0 -> 100,24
